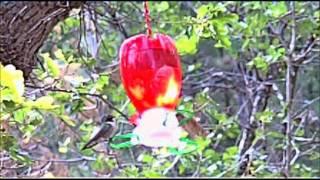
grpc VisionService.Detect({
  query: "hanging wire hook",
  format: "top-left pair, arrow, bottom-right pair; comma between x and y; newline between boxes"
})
143,1 -> 153,38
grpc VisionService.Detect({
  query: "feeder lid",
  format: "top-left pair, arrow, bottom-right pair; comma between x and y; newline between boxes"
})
130,107 -> 183,148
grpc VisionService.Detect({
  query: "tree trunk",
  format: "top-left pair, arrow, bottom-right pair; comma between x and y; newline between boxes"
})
0,1 -> 84,78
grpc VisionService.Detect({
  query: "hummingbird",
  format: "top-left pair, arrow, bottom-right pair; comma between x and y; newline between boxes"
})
81,115 -> 117,151
176,112 -> 208,139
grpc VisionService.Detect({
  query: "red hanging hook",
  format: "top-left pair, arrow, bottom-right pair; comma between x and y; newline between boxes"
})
143,1 -> 152,38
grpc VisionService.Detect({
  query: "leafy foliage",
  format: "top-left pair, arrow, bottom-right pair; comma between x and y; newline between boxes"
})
1,1 -> 319,178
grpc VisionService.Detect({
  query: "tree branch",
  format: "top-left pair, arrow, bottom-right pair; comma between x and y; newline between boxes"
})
25,85 -> 129,121
282,2 -> 296,177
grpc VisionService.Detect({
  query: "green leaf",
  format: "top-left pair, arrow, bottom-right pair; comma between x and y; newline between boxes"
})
247,56 -> 268,73
91,154 -> 107,171
297,19 -> 316,38
0,64 -> 25,103
58,146 -> 68,154
197,4 -> 211,19
63,137 -> 71,146
295,129 -> 304,137
58,137 -> 71,154
143,169 -> 162,178
9,150 -> 32,165
60,115 -> 76,127
242,39 -> 250,50
215,36 -> 231,49
157,1 -> 169,12
122,166 -> 140,177
127,103 -> 136,116
204,149 -> 220,162
218,14 -> 239,23
267,2 -> 288,18
41,53 -> 60,78
178,164 -> 186,174
256,109 -> 273,123
267,131 -> 284,139
141,154 -> 154,163
222,146 -> 238,161
176,34 -> 198,55
13,108 -> 27,124
67,54 -> 74,63
212,109 -> 228,123
64,17 -> 80,30
195,137 -> 211,152
0,133 -> 16,151
79,119 -> 94,132
26,96 -> 58,110
54,49 -> 66,62
95,75 -> 109,91
310,152 -> 320,160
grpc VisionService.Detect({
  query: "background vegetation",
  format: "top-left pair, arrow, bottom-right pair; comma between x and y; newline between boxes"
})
0,1 -> 319,178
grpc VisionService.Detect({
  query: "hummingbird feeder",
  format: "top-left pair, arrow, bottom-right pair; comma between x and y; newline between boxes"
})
119,3 -> 182,126
111,1 -> 198,153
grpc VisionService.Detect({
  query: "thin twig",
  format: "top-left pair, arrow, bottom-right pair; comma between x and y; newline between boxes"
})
217,160 -> 242,177
29,156 -> 96,163
163,155 -> 180,176
25,85 -> 129,121
283,2 -> 296,177
192,153 -> 202,177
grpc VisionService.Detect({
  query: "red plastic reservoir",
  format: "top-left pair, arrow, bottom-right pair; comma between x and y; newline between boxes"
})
119,33 -> 182,118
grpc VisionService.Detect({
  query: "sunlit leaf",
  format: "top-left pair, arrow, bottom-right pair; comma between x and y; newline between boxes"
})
41,53 -> 60,78
30,96 -> 58,110
58,146 -> 68,154
60,115 -> 76,127
42,172 -> 56,178
197,4 -> 212,19
54,49 -> 66,62
0,64 -> 25,103
266,2 -> 288,18
247,56 -> 268,73
176,34 -> 198,55
157,1 -> 169,12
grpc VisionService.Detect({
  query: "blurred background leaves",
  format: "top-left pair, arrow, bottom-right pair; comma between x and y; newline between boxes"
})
0,1 -> 319,178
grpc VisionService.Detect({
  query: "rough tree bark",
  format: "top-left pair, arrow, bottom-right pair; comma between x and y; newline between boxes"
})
0,1 -> 84,78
